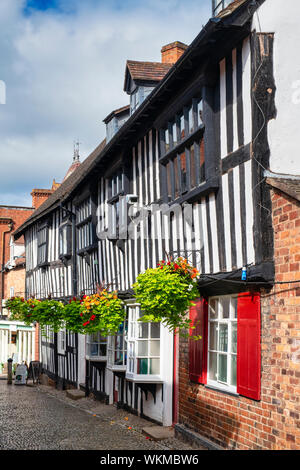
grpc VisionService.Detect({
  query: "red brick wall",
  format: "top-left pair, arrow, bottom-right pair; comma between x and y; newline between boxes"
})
0,207 -> 34,311
178,188 -> 300,450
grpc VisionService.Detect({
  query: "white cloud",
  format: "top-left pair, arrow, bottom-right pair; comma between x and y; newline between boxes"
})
0,0 -> 211,206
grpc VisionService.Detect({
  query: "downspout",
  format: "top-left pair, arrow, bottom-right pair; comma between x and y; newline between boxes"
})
0,218 -> 13,315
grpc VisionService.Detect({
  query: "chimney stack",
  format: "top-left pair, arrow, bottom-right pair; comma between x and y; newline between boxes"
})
161,41 -> 188,64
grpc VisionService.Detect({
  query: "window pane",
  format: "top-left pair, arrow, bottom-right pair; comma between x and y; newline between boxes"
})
232,297 -> 238,319
219,324 -> 228,352
209,352 -> 217,381
165,129 -> 170,153
149,340 -> 160,357
150,358 -> 160,375
150,323 -> 160,338
115,335 -> 123,350
114,351 -> 124,365
137,358 -> 148,374
231,323 -> 237,354
209,323 -> 218,351
99,343 -> 107,356
218,354 -> 227,383
172,122 -> 177,147
90,344 -> 99,356
199,138 -> 205,183
138,323 -> 148,339
221,298 -> 230,319
138,341 -> 148,356
189,106 -> 194,134
231,355 -> 237,387
197,99 -> 203,125
180,152 -> 187,194
180,114 -> 185,140
190,144 -> 196,189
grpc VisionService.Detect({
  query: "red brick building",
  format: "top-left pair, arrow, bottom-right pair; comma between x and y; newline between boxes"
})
177,176 -> 300,450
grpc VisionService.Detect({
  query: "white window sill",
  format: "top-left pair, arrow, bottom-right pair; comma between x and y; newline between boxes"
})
206,380 -> 238,396
125,372 -> 163,383
107,365 -> 127,372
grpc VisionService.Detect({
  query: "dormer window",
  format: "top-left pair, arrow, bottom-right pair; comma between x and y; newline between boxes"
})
130,86 -> 155,115
103,105 -> 130,142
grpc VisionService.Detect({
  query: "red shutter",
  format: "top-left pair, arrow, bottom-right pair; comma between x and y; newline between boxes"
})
237,292 -> 261,400
189,297 -> 208,384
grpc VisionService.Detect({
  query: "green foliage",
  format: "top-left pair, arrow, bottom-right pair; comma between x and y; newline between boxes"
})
5,292 -> 126,337
133,258 -> 201,338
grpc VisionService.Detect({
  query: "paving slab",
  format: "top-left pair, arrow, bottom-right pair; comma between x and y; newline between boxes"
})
66,389 -> 85,400
142,426 -> 175,441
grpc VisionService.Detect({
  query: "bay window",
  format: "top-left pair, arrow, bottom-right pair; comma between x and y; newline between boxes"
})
126,304 -> 163,382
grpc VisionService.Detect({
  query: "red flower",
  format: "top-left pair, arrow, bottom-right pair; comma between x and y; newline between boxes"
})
80,313 -> 83,317
83,321 -> 90,326
73,297 -> 77,301
69,300 -> 72,304
174,264 -> 179,270
90,315 -> 96,321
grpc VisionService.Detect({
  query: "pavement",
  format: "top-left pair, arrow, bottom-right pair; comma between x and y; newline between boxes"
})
0,379 -> 206,451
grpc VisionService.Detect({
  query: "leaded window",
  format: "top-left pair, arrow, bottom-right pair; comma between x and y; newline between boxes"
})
76,197 -> 96,253
37,222 -> 49,266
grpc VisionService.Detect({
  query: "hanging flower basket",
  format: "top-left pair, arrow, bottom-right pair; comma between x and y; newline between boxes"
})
5,297 -> 65,334
133,257 -> 201,337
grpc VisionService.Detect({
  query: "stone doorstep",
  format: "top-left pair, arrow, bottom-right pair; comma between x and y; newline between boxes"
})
66,389 -> 86,401
142,426 -> 175,441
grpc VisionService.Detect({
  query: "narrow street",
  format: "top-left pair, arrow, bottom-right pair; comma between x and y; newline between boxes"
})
0,380 -> 204,451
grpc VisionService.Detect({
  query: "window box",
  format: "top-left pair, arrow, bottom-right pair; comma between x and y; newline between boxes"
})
86,333 -> 107,361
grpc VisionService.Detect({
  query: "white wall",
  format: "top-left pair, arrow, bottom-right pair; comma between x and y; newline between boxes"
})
254,0 -> 300,176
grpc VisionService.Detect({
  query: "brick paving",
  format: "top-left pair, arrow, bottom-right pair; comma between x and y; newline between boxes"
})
0,379 -> 206,450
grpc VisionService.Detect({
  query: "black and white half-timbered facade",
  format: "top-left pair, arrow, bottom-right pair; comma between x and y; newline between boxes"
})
15,0 -> 294,435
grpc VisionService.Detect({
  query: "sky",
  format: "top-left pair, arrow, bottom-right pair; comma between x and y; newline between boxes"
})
0,0 -> 212,207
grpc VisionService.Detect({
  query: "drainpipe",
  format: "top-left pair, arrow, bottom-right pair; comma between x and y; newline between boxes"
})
0,218 -> 13,315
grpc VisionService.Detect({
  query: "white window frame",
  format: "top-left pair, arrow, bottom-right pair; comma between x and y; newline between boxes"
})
126,302 -> 162,383
86,332 -> 107,361
57,328 -> 66,355
207,294 -> 238,394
